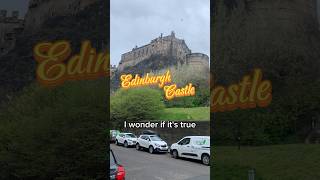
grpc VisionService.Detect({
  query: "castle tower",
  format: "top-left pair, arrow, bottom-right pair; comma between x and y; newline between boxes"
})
186,53 -> 209,70
171,31 -> 175,38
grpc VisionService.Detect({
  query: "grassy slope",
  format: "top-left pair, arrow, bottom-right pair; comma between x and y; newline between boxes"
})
212,144 -> 320,180
158,107 -> 209,121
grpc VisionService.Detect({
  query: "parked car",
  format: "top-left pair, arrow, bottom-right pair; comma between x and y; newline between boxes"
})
170,136 -> 210,165
110,149 -> 125,180
115,133 -> 137,147
110,130 -> 120,143
141,130 -> 159,136
136,135 -> 168,153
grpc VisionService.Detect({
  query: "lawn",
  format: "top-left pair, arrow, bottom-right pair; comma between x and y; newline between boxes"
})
158,107 -> 209,121
212,144 -> 320,180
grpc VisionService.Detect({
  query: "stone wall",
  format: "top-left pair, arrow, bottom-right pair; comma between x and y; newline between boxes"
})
24,0 -> 99,33
187,53 -> 209,70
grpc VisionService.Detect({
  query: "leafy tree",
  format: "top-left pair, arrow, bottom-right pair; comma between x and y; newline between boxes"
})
110,88 -> 165,126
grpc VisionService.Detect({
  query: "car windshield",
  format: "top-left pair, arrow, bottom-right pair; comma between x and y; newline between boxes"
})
126,134 -> 136,138
150,136 -> 162,141
110,151 -> 116,166
193,137 -> 210,146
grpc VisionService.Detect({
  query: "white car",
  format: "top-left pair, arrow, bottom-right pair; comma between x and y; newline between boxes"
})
136,135 -> 168,154
115,133 -> 137,148
170,136 -> 210,165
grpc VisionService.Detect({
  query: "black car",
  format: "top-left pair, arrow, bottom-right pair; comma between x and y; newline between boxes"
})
110,149 -> 125,180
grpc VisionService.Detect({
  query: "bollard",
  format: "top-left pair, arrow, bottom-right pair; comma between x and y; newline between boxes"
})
248,169 -> 255,180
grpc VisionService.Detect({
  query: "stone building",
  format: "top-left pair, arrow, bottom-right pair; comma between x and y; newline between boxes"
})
117,31 -> 209,71
24,0 -> 99,32
0,10 -> 24,57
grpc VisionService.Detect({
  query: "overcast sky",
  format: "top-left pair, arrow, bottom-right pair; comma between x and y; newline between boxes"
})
0,0 -> 29,18
111,0 -> 210,66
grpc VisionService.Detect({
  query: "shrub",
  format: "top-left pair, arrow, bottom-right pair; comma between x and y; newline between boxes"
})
110,88 -> 165,125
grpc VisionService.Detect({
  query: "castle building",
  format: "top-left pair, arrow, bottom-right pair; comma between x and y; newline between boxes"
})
24,0 -> 99,32
0,10 -> 24,56
117,31 -> 209,71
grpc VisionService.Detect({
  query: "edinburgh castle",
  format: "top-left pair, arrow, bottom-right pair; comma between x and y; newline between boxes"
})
116,31 -> 209,72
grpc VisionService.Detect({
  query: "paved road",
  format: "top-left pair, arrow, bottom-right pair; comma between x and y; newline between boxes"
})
111,144 -> 210,180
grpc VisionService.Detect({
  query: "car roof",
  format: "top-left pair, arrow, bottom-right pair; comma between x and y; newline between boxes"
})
184,136 -> 210,139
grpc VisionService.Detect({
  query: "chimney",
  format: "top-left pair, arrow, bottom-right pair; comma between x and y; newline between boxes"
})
12,11 -> 19,19
0,10 -> 7,18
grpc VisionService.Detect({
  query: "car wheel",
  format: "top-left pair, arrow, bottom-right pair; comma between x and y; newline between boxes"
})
124,141 -> 128,148
172,150 -> 179,159
115,140 -> 119,146
136,143 -> 140,150
202,154 -> 210,166
149,146 -> 154,154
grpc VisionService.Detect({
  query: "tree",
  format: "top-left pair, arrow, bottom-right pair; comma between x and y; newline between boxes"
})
110,88 -> 165,127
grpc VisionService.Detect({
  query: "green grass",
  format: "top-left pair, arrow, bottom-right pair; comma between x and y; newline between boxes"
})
157,107 -> 209,121
212,144 -> 320,180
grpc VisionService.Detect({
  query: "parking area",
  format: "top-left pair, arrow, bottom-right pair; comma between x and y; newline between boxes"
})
111,144 -> 210,180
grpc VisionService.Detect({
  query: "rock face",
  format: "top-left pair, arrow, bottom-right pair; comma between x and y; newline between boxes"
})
0,0 -> 108,103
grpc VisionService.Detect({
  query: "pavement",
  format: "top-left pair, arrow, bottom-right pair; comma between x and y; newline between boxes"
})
111,144 -> 210,180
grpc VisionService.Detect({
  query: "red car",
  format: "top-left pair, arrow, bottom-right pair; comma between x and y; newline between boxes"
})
110,149 -> 126,180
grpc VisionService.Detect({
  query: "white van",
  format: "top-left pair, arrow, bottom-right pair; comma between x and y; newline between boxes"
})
170,136 -> 210,165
